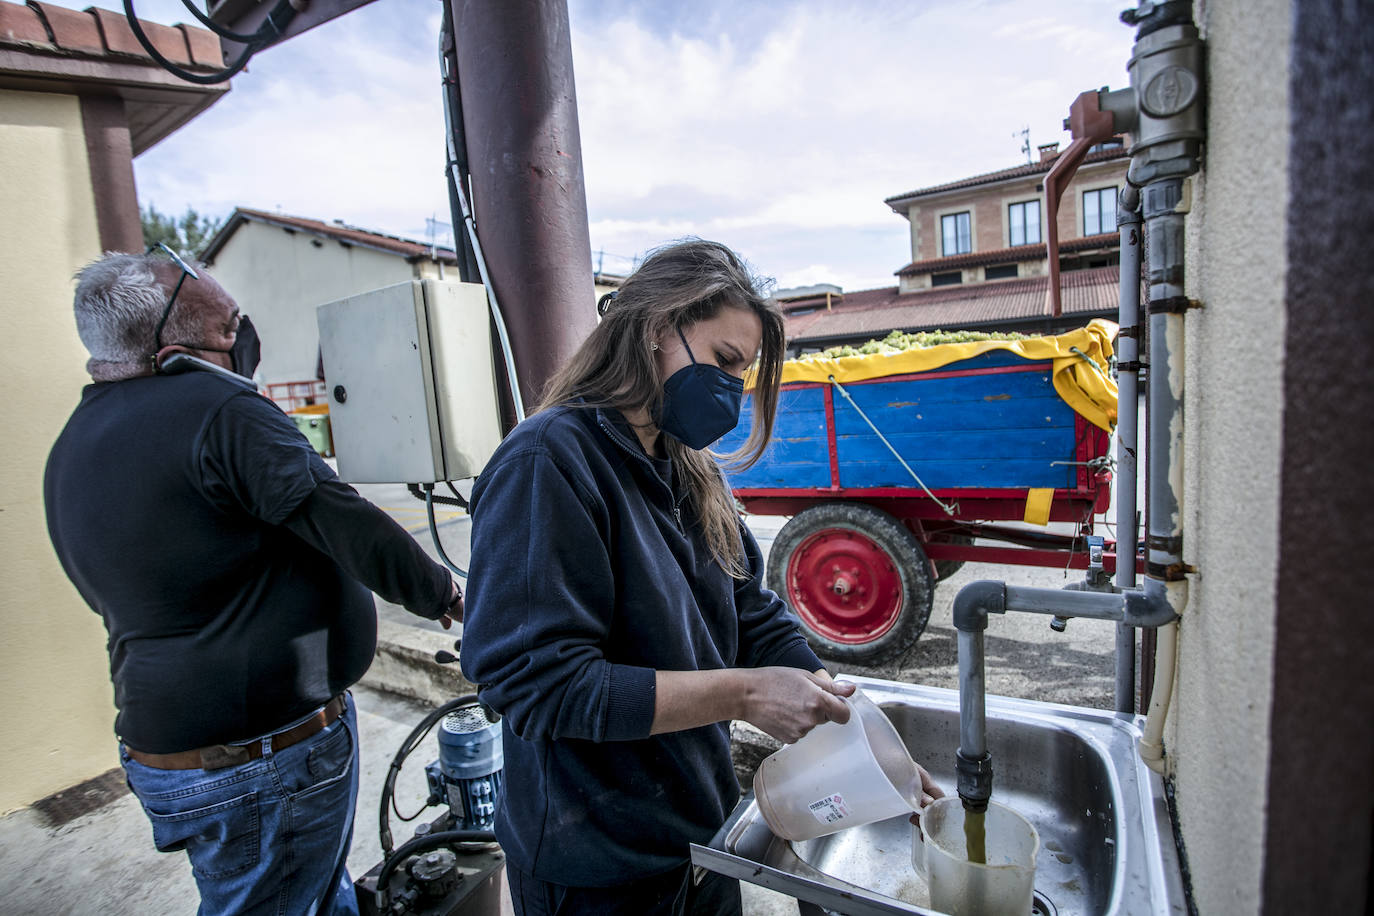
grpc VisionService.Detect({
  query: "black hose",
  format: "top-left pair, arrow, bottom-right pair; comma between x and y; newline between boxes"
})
122,0 -> 295,84
408,482 -> 466,508
379,694 -> 481,859
376,829 -> 497,911
424,486 -> 468,578
439,3 -> 481,283
176,0 -> 289,44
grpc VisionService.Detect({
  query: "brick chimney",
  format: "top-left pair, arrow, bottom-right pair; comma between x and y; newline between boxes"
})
1038,142 -> 1060,162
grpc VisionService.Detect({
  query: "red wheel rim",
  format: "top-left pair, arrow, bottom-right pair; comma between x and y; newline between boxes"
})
785,526 -> 903,645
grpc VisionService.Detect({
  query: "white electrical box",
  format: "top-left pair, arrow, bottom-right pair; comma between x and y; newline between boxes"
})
317,279 -> 502,484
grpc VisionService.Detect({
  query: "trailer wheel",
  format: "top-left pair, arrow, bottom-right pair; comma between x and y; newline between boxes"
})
768,503 -> 934,665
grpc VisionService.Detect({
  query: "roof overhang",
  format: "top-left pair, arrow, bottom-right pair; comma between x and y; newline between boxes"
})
0,51 -> 226,153
0,1 -> 228,154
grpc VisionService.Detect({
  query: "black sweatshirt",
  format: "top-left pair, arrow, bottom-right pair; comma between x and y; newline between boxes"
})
460,404 -> 822,886
45,372 -> 451,753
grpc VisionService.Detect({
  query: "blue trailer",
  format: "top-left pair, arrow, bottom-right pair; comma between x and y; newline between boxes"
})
717,321 -> 1123,665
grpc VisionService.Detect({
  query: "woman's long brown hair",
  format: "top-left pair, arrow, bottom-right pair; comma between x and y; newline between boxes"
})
537,239 -> 785,577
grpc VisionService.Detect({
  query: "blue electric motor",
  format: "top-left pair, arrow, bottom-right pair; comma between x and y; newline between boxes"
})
425,705 -> 504,831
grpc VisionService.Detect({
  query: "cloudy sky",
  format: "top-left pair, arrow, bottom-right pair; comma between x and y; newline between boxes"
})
58,0 -> 1135,292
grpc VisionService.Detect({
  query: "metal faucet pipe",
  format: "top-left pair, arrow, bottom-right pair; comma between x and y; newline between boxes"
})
951,576 -> 1180,807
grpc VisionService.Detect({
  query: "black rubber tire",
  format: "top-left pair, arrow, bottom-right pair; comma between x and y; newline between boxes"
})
767,502 -> 934,666
929,532 -> 975,581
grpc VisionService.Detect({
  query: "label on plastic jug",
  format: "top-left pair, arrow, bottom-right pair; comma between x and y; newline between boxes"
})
808,793 -> 851,825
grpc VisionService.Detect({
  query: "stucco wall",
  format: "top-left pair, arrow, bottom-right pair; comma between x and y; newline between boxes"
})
1169,0 -> 1290,911
207,221 -> 420,386
0,89 -> 119,812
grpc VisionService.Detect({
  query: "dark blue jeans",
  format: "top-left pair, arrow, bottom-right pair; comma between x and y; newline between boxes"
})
121,694 -> 361,916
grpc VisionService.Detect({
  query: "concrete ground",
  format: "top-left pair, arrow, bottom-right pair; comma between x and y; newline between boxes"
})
0,479 -> 1130,915
0,684 -> 496,915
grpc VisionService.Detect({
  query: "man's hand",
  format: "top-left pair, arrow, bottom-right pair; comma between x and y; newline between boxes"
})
741,668 -> 856,744
440,579 -> 463,629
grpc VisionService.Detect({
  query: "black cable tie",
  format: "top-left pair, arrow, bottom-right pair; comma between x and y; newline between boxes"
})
1117,326 -> 1140,339
1117,360 -> 1146,373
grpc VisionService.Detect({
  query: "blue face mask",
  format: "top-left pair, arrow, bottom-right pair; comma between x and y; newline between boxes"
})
656,327 -> 745,450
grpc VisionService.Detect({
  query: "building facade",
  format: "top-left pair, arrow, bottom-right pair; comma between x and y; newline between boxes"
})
782,141 -> 1130,354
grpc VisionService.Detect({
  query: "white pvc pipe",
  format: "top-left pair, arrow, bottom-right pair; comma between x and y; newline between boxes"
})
1138,609 -> 1181,773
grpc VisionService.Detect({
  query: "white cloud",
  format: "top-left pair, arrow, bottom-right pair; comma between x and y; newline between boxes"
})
46,0 -> 1134,290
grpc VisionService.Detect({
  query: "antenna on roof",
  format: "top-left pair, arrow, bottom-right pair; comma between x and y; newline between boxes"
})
425,215 -> 454,257
1014,126 -> 1032,164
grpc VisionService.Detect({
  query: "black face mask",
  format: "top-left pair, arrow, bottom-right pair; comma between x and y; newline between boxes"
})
162,314 -> 261,380
228,315 -> 261,379
655,328 -> 745,450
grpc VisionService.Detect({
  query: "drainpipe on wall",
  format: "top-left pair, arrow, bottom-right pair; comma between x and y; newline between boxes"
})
1114,186 -> 1143,715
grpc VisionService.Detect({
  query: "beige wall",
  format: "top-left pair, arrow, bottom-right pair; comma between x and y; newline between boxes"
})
0,89 -> 119,813
208,221 -> 423,386
1169,0 -> 1290,911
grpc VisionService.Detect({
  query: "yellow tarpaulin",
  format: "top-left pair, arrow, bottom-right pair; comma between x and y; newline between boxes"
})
757,318 -> 1119,432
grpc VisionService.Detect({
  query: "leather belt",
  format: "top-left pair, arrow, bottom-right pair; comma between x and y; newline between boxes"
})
126,694 -> 347,771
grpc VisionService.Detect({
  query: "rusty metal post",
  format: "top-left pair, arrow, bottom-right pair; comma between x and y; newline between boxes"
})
447,0 -> 597,412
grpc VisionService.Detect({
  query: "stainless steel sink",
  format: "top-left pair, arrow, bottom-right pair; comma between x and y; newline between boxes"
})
691,676 -> 1187,915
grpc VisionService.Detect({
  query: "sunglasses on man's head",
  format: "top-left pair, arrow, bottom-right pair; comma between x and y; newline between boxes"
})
147,243 -> 200,352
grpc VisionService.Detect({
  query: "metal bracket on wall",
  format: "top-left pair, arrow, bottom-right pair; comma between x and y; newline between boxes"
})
1145,295 -> 1204,314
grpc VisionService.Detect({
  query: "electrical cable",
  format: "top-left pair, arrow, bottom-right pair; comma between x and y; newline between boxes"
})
378,694 -> 481,859
122,0 -> 297,84
175,0 -> 287,44
408,482 -> 466,509
424,485 -> 468,577
437,11 -> 526,422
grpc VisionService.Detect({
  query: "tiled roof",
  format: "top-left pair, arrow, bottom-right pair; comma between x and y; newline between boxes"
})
201,208 -> 460,264
0,0 -> 227,153
896,233 -> 1119,276
0,1 -> 223,69
785,267 -> 1121,344
884,146 -> 1129,209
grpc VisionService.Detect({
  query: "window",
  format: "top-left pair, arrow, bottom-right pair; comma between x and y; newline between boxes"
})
941,212 -> 971,256
1082,187 -> 1118,236
931,271 -> 963,287
984,264 -> 1018,280
1008,200 -> 1041,246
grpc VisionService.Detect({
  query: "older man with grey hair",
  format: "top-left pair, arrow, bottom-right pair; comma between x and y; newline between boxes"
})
45,249 -> 461,916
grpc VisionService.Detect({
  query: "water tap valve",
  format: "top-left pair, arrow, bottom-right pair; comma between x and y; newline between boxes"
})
1085,535 -> 1112,589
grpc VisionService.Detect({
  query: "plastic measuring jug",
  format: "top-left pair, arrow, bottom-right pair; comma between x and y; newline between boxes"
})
752,687 -> 924,842
912,797 -> 1039,916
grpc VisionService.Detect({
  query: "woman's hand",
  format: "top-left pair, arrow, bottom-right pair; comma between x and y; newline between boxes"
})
740,668 -> 856,744
913,763 -> 945,807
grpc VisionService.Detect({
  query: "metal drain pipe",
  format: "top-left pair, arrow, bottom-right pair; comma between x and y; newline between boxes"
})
955,0 -> 1204,810
1114,187 -> 1143,714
